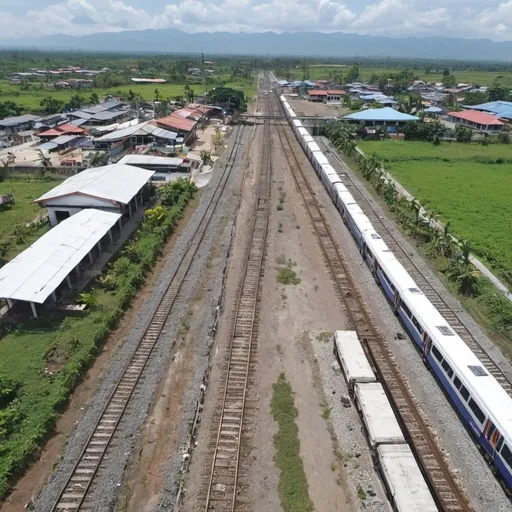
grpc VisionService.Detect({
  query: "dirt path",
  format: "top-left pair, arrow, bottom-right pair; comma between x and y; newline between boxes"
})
0,194 -> 201,512
246,126 -> 353,511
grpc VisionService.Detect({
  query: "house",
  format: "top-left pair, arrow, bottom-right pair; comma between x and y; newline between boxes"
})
0,209 -> 123,318
0,114 -> 38,135
32,163 -> 154,227
462,100 -> 512,121
131,78 -> 167,84
307,90 -> 328,102
343,107 -> 419,132
326,90 -> 345,103
154,115 -> 197,143
93,122 -> 182,151
38,135 -> 84,153
118,154 -> 187,182
447,110 -> 504,133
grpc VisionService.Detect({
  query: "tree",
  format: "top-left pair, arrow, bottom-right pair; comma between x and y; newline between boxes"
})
37,149 -> 51,177
184,84 -> 195,103
39,96 -> 64,115
90,92 -> 99,104
455,125 -> 472,143
66,95 -> 84,111
200,150 -> 212,166
442,74 -> 457,88
488,85 -> 511,102
443,68 -> 450,77
154,88 -> 160,102
0,101 -> 22,117
449,240 -> 481,296
346,63 -> 360,83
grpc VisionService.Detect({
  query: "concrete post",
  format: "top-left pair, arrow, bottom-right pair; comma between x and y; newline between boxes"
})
66,275 -> 72,289
30,301 -> 38,318
97,240 -> 102,252
88,251 -> 94,264
51,291 -> 57,302
134,194 -> 138,211
128,202 -> 132,218
6,298 -> 13,309
119,216 -> 123,229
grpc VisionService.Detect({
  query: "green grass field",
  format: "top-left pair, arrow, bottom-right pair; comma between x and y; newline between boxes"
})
0,77 -> 257,112
288,66 -> 512,87
0,175 -> 63,263
358,140 -> 512,283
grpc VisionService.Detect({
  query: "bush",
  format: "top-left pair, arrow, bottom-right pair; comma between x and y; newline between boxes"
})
498,132 -> 510,144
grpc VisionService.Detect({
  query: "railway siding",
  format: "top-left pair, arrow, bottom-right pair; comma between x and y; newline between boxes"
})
272,94 -> 471,512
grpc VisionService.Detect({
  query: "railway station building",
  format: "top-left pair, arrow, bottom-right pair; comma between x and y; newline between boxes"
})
32,163 -> 155,227
0,209 -> 122,318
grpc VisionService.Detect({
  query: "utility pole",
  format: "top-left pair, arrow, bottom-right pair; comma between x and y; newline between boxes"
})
201,50 -> 206,99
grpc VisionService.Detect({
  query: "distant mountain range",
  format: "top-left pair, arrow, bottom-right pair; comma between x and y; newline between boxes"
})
1,29 -> 512,60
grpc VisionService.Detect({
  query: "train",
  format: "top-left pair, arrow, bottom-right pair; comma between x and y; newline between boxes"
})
278,93 -> 512,490
334,330 -> 438,511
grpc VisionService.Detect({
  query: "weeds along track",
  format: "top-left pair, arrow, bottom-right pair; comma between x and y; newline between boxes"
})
270,94 -> 472,512
317,137 -> 512,398
49,126 -> 246,512
202,119 -> 272,512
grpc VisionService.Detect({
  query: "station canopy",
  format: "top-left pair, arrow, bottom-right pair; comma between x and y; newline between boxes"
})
0,209 -> 121,304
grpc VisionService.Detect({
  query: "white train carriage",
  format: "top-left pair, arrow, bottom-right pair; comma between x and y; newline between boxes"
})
306,140 -> 321,159
299,131 -> 314,152
288,108 -> 297,118
343,204 -> 373,248
377,444 -> 438,512
334,188 -> 358,219
330,182 -> 348,204
279,94 -> 286,102
320,163 -> 342,196
311,150 -> 329,175
292,119 -> 303,136
333,330 -> 375,391
355,382 -> 405,447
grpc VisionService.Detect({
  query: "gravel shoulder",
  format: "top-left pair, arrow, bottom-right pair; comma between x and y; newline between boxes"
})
33,127 -> 250,512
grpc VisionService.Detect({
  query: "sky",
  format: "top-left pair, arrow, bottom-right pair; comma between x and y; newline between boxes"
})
1,0 -> 512,41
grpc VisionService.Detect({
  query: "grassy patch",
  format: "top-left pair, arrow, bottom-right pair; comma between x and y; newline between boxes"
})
0,179 -> 196,499
321,405 -> 332,420
358,140 -> 512,286
277,267 -> 301,286
271,373 -> 314,512
0,174 -> 63,265
356,484 -> 367,500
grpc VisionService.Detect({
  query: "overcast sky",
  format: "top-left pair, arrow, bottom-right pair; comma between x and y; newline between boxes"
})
1,0 -> 512,41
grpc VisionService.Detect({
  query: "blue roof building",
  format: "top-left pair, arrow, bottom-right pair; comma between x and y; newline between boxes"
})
277,80 -> 289,87
344,107 -> 419,123
303,80 -> 316,88
462,101 -> 512,120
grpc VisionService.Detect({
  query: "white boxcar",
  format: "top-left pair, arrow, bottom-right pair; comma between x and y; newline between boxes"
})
306,140 -> 321,159
377,444 -> 437,512
355,382 -> 405,447
334,331 -> 375,389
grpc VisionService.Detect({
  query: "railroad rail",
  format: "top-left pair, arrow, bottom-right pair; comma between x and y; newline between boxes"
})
318,137 -> 512,398
50,126 -> 247,512
203,118 -> 272,512
270,94 -> 472,512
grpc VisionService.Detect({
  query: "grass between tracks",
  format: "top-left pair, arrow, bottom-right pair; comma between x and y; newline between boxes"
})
0,179 -> 196,500
271,372 -> 314,512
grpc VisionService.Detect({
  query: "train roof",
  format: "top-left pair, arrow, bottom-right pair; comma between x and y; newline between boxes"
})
292,119 -> 303,128
320,163 -> 337,176
334,330 -> 375,385
332,182 -> 348,195
312,151 -> 329,166
307,141 -> 321,153
351,211 -> 374,234
355,382 -> 405,446
377,444 -> 437,512
346,202 -> 365,217
337,189 -> 357,206
402,290 -> 512,436
279,95 -> 285,102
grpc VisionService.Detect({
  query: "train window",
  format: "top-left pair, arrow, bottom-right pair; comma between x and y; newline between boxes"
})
454,376 -> 462,390
460,385 -> 470,401
500,444 -> 512,470
497,436 -> 504,452
469,398 -> 486,424
468,365 -> 488,377
412,316 -> 424,335
401,301 -> 412,319
441,360 -> 454,378
371,233 -> 381,240
436,325 -> 455,336
431,345 -> 443,362
408,287 -> 422,294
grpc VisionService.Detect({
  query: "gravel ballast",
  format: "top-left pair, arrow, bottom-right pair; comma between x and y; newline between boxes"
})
34,128 -> 249,512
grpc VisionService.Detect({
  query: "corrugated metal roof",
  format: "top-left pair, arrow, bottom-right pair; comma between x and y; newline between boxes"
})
155,115 -> 196,133
51,135 -> 79,145
96,122 -> 178,142
0,114 -> 38,127
448,110 -> 504,126
68,111 -> 93,120
0,209 -> 121,304
463,100 -> 512,120
38,129 -> 62,137
344,107 -> 419,122
34,163 -> 154,205
83,100 -> 122,114
119,155 -> 182,167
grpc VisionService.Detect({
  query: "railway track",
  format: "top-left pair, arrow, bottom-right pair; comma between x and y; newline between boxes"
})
317,137 -> 512,398
202,118 -> 272,512
49,126 -> 247,512
271,94 -> 472,512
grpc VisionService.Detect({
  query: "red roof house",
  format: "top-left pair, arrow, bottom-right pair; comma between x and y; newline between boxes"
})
448,110 -> 504,132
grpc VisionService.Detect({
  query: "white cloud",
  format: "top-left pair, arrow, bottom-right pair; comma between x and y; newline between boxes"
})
0,0 -> 512,41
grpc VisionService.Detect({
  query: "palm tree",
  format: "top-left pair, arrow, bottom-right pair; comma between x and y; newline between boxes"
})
154,88 -> 160,102
37,150 -> 51,177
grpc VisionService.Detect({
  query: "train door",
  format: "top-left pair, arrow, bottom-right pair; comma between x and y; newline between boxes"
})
483,420 -> 501,453
422,333 -> 432,358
